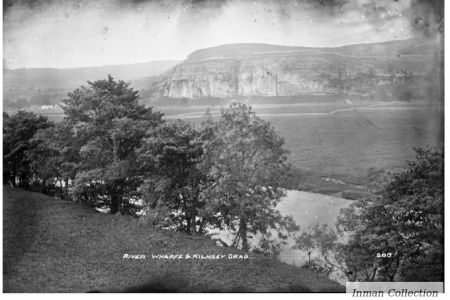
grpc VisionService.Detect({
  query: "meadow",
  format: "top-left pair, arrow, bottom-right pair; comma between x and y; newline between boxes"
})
36,99 -> 442,195
5,97 -> 442,290
160,100 -> 442,188
264,102 -> 442,184
3,186 -> 344,292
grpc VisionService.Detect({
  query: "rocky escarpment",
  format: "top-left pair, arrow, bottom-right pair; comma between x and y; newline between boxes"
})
150,39 -> 441,100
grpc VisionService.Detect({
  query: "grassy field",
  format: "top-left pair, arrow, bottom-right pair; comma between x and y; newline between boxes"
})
28,100 -> 443,196
3,186 -> 344,293
157,100 -> 442,189
266,103 -> 442,185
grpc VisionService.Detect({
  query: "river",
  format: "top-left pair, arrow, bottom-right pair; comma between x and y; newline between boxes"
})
276,190 -> 351,266
209,190 -> 352,267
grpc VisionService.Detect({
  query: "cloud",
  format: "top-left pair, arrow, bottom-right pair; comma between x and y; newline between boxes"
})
3,0 -> 443,68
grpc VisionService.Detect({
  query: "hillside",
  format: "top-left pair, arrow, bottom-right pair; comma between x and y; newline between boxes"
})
185,39 -> 439,62
4,60 -> 180,89
3,60 -> 180,109
3,186 -> 344,292
147,38 -> 441,100
3,39 -> 442,110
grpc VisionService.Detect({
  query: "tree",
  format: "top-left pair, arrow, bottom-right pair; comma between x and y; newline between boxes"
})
252,233 -> 284,258
293,226 -> 316,268
337,147 -> 444,281
3,98 -> 31,111
15,98 -> 31,109
201,103 -> 297,251
60,75 -> 163,213
25,126 -> 61,193
137,120 -> 207,234
3,111 -> 53,187
292,148 -> 443,282
293,223 -> 355,281
25,122 -> 80,197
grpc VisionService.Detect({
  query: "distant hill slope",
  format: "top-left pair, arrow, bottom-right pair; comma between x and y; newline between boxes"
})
186,39 -> 439,62
186,43 -> 321,61
3,186 -> 344,292
3,60 -> 180,108
147,38 -> 441,101
4,60 -> 180,89
4,39 -> 441,108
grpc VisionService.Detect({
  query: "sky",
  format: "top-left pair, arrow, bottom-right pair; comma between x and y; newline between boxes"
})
3,0 -> 443,69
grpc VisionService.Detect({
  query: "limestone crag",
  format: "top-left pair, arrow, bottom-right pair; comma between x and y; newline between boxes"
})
155,39 -> 441,99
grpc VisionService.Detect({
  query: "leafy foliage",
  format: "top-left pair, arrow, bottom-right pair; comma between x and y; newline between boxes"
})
293,226 -> 316,267
201,103 -> 298,250
4,74 -> 442,282
137,120 -> 207,233
60,75 -> 163,213
3,111 -> 53,187
136,104 -> 299,246
337,147 -> 443,281
294,147 -> 444,281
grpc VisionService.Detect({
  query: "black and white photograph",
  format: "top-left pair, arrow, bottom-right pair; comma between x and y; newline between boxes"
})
2,0 -> 445,294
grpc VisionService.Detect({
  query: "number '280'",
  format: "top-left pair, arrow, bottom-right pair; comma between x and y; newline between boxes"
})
376,253 -> 392,258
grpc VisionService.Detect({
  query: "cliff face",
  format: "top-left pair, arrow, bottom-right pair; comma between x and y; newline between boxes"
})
165,55 -> 325,98
154,39 -> 441,99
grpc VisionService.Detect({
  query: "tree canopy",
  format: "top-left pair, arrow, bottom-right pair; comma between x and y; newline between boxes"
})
136,104 -> 298,247
293,147 -> 444,281
137,120 -> 207,234
3,111 -> 53,187
201,103 -> 297,250
338,147 -> 444,281
61,75 -> 163,213
3,76 -> 443,277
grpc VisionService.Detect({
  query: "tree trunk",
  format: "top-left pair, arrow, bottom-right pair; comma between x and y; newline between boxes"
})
190,214 -> 197,235
388,256 -> 400,281
59,177 -> 63,194
19,175 -> 29,188
110,193 -> 121,214
186,217 -> 191,234
369,265 -> 378,281
240,219 -> 249,251
64,178 -> 69,195
198,218 -> 206,235
190,200 -> 197,234
232,233 -> 241,248
10,174 -> 17,187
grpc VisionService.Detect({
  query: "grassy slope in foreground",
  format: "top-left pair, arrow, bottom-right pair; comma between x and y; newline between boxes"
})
3,186 -> 344,293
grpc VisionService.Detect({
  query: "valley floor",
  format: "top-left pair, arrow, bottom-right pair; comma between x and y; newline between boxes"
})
13,99 -> 442,199
2,185 -> 344,293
